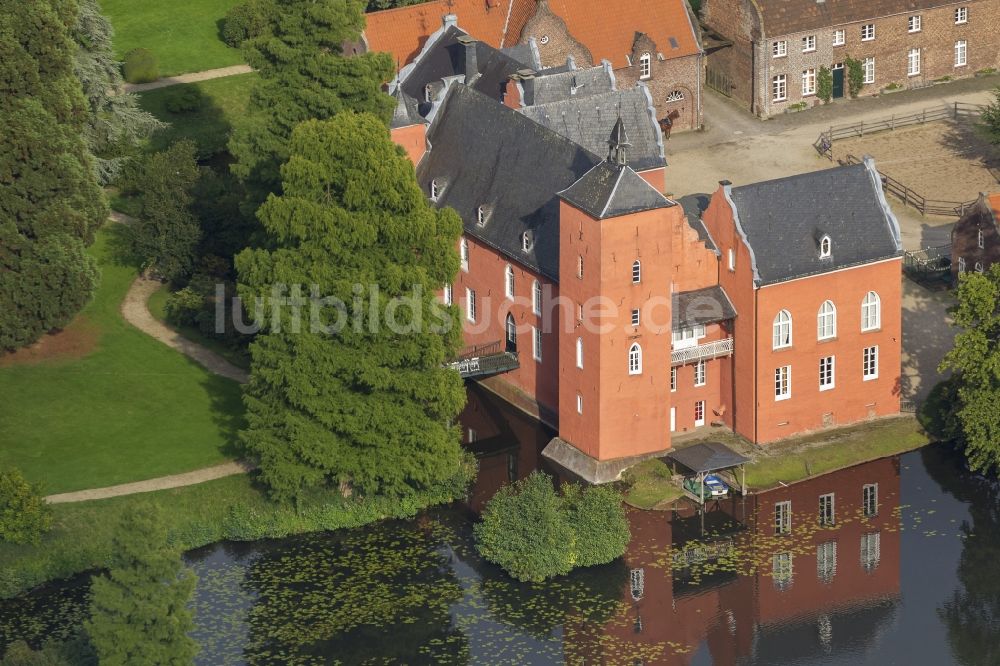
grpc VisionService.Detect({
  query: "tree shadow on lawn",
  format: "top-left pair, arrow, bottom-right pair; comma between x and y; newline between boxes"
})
199,368 -> 247,460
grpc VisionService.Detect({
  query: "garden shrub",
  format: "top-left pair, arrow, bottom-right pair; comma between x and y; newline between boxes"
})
122,48 -> 158,84
222,0 -> 274,47
0,468 -> 52,545
564,484 -> 631,568
845,56 -> 864,98
163,86 -> 204,114
164,286 -> 205,327
817,66 -> 833,103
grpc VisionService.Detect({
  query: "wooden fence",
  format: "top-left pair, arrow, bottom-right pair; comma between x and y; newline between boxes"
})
841,153 -> 977,217
814,101 -> 984,160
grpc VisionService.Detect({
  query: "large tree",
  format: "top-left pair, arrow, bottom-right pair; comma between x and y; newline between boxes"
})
940,264 -> 1000,473
236,113 -> 465,503
228,0 -> 395,203
85,506 -> 198,665
0,0 -> 107,351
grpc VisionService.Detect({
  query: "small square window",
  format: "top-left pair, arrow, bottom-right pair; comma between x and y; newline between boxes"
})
631,309 -> 640,327
908,15 -> 921,32
861,24 -> 875,41
772,40 -> 787,58
802,35 -> 816,52
955,6 -> 968,24
833,29 -> 845,46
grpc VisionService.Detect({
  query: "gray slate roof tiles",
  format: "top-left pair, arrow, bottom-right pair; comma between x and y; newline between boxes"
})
558,161 -> 673,219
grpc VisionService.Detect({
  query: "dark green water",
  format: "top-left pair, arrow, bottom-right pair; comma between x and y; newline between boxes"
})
2,384 -> 999,665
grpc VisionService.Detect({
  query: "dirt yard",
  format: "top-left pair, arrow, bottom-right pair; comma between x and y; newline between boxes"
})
834,120 -> 1000,203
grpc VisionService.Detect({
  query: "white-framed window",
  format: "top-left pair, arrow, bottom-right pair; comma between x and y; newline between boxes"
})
728,248 -> 736,272
908,15 -> 922,32
430,179 -> 443,201
978,229 -> 985,248
532,326 -> 542,362
863,57 -> 875,84
819,356 -> 835,391
460,238 -> 469,272
802,35 -> 816,52
577,255 -> 584,279
628,343 -> 642,375
467,427 -> 477,442
802,68 -> 816,96
775,501 -> 792,534
863,483 -> 878,517
521,232 -> 533,252
861,291 -> 880,331
694,360 -> 706,387
772,74 -> 787,102
666,89 -> 684,102
465,288 -> 476,322
773,551 -> 794,590
576,393 -> 583,414
443,282 -> 453,306
670,366 -> 677,392
955,40 -> 967,67
632,259 -> 641,283
817,541 -> 837,582
976,261 -> 985,273
959,256 -> 966,273
818,300 -> 837,340
504,264 -> 514,299
631,308 -> 640,327
424,83 -> 434,103
955,6 -> 968,24
908,48 -> 921,76
576,337 -> 583,369
775,365 -> 791,400
833,29 -> 845,46
772,40 -> 787,57
861,531 -> 881,571
819,235 -> 831,258
505,314 -> 516,349
532,280 -> 542,315
639,52 -> 651,79
863,345 -> 879,380
694,400 -> 705,427
861,23 -> 875,41
477,205 -> 488,226
773,309 -> 792,349
819,493 -> 836,526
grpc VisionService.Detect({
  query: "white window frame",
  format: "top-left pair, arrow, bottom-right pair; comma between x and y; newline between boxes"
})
465,288 -> 476,322
639,52 -> 651,79
631,308 -> 641,327
775,365 -> 791,401
863,345 -> 879,381
908,15 -> 922,32
773,551 -> 794,590
955,6 -> 968,24
694,359 -> 706,387
773,309 -> 793,349
802,35 -> 816,52
424,83 -> 434,103
576,393 -> 583,414
861,531 -> 881,571
477,205 -> 487,226
443,282 -> 453,306
532,326 -> 542,362
521,232 -> 533,252
863,483 -> 878,517
632,259 -> 641,284
861,291 -> 880,331
460,238 -> 469,272
817,541 -> 837,582
628,343 -> 643,375
863,57 -> 875,84
818,300 -> 837,340
833,29 -> 845,47
504,264 -> 514,299
670,366 -> 677,392
802,68 -> 816,96
772,40 -> 787,58
666,89 -> 685,102
819,493 -> 836,526
955,40 -> 967,67
728,248 -> 736,272
908,48 -> 921,77
772,74 -> 787,102
530,281 -> 542,316
774,501 -> 792,534
430,179 -> 443,201
576,337 -> 583,369
819,355 -> 835,391
577,255 -> 584,279
820,235 -> 831,258
694,400 -> 706,427
976,261 -> 985,273
978,229 -> 985,249
958,256 -> 966,273
861,23 -> 875,41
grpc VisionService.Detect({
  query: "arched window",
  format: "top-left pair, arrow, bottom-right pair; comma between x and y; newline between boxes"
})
504,264 -> 514,299
575,337 -> 584,369
819,235 -> 832,258
861,292 -> 880,331
666,89 -> 685,102
975,261 -> 984,273
505,313 -> 517,352
532,280 -> 542,315
628,343 -> 643,375
632,259 -> 641,283
817,300 -> 837,340
773,310 -> 792,349
639,52 -> 651,79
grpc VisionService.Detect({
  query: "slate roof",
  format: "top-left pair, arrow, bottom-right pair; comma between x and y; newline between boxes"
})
673,286 -> 737,328
558,161 -> 673,219
390,88 -> 424,128
521,85 -> 665,171
363,0 -> 535,66
755,0 -> 967,37
519,63 -> 615,105
667,442 -> 749,473
727,160 -> 903,286
417,84 -> 603,280
678,193 -> 719,253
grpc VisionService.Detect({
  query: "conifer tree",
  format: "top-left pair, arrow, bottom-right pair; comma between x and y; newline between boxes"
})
0,0 -> 107,350
85,506 -> 198,665
236,113 -> 465,503
229,0 -> 395,202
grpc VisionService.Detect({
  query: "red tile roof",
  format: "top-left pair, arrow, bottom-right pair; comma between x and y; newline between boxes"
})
364,0 -> 535,67
989,193 -> 1000,223
545,0 -> 701,68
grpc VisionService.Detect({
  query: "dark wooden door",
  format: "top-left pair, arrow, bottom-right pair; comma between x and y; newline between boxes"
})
832,67 -> 845,98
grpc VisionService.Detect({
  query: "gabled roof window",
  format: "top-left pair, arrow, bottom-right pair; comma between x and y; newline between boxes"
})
819,235 -> 832,258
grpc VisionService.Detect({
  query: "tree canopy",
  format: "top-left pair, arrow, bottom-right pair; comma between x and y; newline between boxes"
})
236,113 -> 465,503
982,86 -> 1000,145
0,0 -> 107,350
940,264 -> 1000,473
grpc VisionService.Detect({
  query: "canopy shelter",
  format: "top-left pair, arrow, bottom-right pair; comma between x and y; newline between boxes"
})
666,442 -> 750,505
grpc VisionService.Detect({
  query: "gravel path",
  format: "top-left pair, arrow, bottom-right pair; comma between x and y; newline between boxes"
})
121,276 -> 249,384
123,64 -> 253,93
45,461 -> 254,504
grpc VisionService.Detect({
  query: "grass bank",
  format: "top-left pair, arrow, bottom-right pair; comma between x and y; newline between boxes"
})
0,228 -> 244,494
622,458 -> 684,509
0,468 -> 472,599
147,284 -> 250,371
102,0 -> 245,77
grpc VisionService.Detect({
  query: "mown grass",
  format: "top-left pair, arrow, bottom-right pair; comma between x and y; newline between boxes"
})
102,0 -> 245,77
622,458 -> 683,509
147,284 -> 250,371
0,227 -> 244,495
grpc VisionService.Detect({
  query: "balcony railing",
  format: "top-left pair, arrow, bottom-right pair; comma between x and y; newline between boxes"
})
671,337 -> 734,366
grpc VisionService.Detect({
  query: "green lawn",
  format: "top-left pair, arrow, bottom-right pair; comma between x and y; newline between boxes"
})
147,283 -> 250,371
102,0 -> 245,77
622,458 -> 683,510
0,227 -> 245,495
139,72 -> 257,157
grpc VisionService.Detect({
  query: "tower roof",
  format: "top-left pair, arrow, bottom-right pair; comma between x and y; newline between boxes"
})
558,161 -> 673,220
390,87 -> 425,128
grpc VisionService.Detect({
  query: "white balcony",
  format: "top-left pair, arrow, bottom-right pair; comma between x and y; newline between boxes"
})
671,337 -> 734,366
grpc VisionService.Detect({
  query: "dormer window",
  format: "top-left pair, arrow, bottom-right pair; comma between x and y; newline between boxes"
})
424,84 -> 434,103
477,205 -> 489,227
521,231 -> 534,252
430,179 -> 444,201
639,52 -> 651,79
819,235 -> 832,258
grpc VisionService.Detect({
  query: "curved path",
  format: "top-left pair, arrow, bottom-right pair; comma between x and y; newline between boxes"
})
123,64 -> 253,93
46,461 -> 255,504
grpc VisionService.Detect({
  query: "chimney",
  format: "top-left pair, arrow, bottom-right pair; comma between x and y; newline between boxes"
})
456,34 -> 478,81
442,14 -> 458,29
719,179 -> 732,187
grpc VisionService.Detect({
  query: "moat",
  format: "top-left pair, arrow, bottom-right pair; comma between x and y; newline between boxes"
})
2,384 -> 998,665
